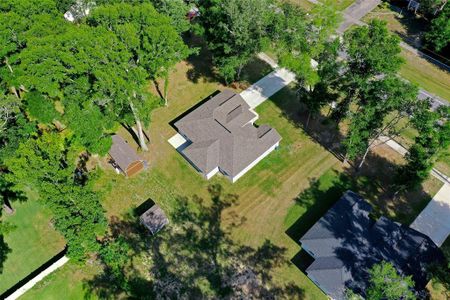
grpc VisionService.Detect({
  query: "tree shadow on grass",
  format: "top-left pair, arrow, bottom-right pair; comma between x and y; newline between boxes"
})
184,34 -> 219,84
84,184 -> 305,299
269,87 -> 347,163
286,170 -> 356,245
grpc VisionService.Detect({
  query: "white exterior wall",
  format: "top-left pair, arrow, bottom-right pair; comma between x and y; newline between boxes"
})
205,167 -> 219,179
230,142 -> 279,183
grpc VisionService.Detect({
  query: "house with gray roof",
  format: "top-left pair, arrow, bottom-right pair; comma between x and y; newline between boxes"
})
299,191 -> 443,300
174,90 -> 281,182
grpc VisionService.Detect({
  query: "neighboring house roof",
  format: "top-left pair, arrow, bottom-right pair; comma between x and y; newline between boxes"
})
109,135 -> 142,172
299,191 -> 443,300
174,90 -> 281,178
140,204 -> 169,235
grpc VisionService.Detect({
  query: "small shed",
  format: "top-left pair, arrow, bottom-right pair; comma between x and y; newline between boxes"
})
109,135 -> 146,177
140,204 -> 169,235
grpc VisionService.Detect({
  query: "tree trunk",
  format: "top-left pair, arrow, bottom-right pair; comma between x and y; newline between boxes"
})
357,145 -> 371,170
128,99 -> 149,151
163,72 -> 169,107
3,199 -> 14,215
236,64 -> 244,81
306,111 -> 312,129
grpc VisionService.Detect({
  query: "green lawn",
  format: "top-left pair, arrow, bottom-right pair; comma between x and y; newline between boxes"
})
287,0 -> 354,11
20,262 -> 99,300
0,200 -> 65,294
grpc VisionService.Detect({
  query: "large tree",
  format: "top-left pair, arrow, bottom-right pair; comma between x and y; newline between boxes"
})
343,76 -> 419,167
425,4 -> 450,52
366,261 -> 415,300
5,132 -> 107,261
87,2 -> 190,106
197,0 -> 274,83
396,104 -> 449,188
331,20 -> 404,123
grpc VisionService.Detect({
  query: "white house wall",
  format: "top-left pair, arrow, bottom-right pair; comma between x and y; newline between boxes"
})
231,142 -> 279,183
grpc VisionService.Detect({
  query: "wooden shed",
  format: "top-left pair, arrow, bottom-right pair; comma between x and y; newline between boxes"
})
140,204 -> 169,235
109,135 -> 146,177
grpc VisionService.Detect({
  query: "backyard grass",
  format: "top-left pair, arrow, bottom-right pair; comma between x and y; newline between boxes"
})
20,262 -> 99,300
0,200 -> 65,294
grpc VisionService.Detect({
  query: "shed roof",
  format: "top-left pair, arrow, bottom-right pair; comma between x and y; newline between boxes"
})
140,205 -> 169,235
299,191 -> 443,299
174,90 -> 281,177
109,135 -> 142,172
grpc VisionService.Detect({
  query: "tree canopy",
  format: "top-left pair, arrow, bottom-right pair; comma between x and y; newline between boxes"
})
366,261 -> 415,300
425,4 -> 450,52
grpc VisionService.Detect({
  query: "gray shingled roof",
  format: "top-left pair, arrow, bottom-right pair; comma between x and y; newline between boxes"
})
140,205 -> 169,235
109,135 -> 142,172
174,90 -> 281,177
299,191 -> 443,299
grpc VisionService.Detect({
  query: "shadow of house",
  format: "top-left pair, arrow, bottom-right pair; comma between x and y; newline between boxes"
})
297,191 -> 444,299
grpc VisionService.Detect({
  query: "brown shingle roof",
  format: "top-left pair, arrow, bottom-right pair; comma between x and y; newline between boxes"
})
174,90 -> 281,178
109,135 -> 142,172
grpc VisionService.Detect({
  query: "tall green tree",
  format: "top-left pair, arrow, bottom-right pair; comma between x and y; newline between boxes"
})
5,132 -> 107,261
87,2 -> 190,105
197,0 -> 274,83
396,104 -> 449,188
425,4 -> 450,52
344,77 -> 419,167
366,261 -> 415,300
331,20 -> 404,123
150,0 -> 191,34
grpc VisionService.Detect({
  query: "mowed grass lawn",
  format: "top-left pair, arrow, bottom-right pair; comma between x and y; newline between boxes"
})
25,57 -> 339,299
0,200 -> 65,294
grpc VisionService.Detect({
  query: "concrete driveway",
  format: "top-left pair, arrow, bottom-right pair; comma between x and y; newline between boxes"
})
410,184 -> 450,247
338,0 -> 382,33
